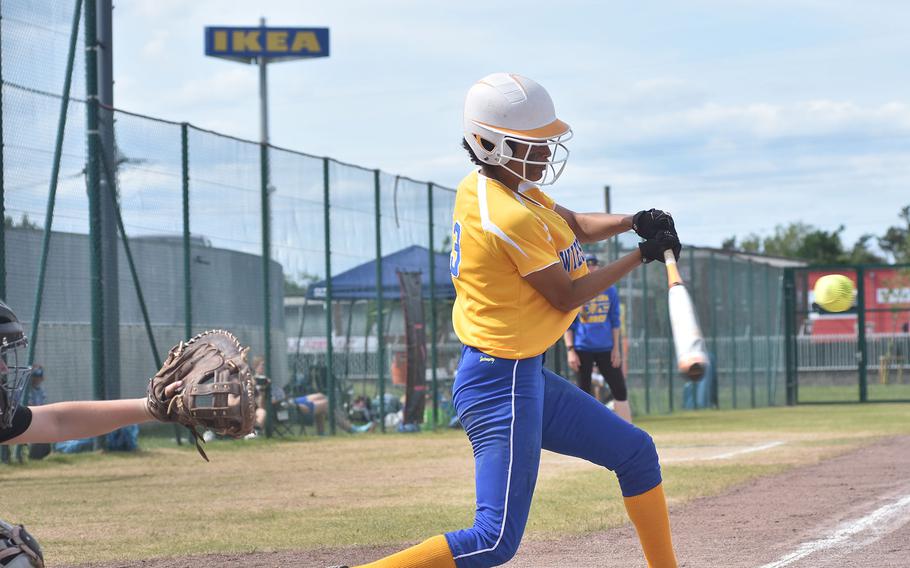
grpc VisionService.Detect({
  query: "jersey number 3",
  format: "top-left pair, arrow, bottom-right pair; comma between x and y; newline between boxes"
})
450,221 -> 462,278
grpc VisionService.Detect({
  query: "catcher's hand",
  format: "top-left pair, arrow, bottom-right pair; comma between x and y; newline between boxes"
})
146,330 -> 255,461
632,209 -> 676,240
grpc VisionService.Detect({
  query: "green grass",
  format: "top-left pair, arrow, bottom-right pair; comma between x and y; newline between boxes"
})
798,383 -> 910,403
2,404 -> 908,565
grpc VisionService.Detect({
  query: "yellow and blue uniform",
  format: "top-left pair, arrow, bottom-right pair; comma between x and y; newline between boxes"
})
445,172 -> 662,567
571,286 -> 621,351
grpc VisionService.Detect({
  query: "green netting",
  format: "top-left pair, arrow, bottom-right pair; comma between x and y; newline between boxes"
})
185,127 -> 285,385
2,2 -> 805,443
3,0 -> 92,405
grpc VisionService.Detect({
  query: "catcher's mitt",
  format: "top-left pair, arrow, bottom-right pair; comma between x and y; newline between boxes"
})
146,330 -> 255,461
0,518 -> 43,568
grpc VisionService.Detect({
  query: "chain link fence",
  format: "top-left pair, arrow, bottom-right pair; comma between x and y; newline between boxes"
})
3,1 -> 817,448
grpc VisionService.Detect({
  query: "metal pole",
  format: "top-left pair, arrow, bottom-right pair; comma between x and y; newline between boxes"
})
374,170 -> 385,432
642,264 -> 650,414
257,18 -> 274,437
764,263 -> 772,406
97,0 -> 119,400
323,158 -> 335,434
783,268 -> 796,405
857,267 -> 868,402
749,260 -> 756,408
0,3 -> 5,304
729,254 -> 737,408
98,149 -> 161,368
85,0 -> 105,403
175,124 -> 190,446
667,317 -> 674,413
258,17 -> 270,145
181,124 -> 192,340
260,137 -> 273,438
710,251 -> 718,407
27,0 -> 83,367
427,182 -> 438,428
605,185 -> 616,262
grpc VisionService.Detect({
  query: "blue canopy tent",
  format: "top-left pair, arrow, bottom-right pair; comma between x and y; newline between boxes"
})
307,245 -> 455,300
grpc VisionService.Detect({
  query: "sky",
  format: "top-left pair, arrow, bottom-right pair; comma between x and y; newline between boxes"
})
111,0 -> 910,250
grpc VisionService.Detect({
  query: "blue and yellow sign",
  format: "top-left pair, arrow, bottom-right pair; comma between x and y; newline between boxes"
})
205,26 -> 330,61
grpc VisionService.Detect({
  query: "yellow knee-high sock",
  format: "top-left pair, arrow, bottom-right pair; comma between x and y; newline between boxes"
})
623,483 -> 678,568
355,535 -> 456,568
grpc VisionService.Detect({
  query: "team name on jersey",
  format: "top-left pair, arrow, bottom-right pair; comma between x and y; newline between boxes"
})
580,293 -> 611,324
559,240 -> 585,273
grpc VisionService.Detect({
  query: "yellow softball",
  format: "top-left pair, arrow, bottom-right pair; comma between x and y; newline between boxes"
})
813,274 -> 856,312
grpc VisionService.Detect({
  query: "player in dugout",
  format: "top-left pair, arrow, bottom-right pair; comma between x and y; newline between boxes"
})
564,252 -> 633,422
336,73 -> 680,568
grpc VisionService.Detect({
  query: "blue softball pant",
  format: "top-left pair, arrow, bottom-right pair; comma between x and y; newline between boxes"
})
444,346 -> 662,568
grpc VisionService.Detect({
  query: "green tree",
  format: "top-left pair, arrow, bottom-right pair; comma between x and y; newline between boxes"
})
4,214 -> 41,230
879,205 -> 910,263
284,271 -> 321,297
723,222 -> 871,264
845,234 -> 886,264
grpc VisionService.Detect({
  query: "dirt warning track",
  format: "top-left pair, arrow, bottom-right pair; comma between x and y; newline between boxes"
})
510,435 -> 910,567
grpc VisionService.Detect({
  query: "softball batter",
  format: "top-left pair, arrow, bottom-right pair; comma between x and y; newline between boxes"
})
348,73 -> 680,568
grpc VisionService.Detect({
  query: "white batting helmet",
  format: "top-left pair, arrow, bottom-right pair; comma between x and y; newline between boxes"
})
463,73 -> 572,186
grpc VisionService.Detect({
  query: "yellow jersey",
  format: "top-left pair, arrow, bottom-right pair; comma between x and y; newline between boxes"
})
449,171 -> 588,359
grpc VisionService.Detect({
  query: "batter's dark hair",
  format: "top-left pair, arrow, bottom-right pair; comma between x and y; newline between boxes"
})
463,137 -> 513,167
462,138 -> 484,166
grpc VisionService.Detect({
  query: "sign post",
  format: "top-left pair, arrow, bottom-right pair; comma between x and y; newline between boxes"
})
205,20 -> 329,435
205,20 -> 330,144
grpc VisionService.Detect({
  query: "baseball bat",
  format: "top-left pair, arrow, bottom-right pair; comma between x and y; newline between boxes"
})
663,249 -> 708,380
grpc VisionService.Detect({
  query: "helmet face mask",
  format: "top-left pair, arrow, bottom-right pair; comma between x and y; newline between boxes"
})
0,301 -> 30,430
498,131 -> 572,186
464,73 -> 572,186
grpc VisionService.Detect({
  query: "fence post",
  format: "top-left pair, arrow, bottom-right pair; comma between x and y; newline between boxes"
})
85,0 -> 106,403
729,253 -> 737,408
178,123 -> 190,446
783,268 -> 797,405
260,140 -> 273,437
181,124 -> 191,340
667,318 -> 674,414
374,170 -> 385,432
749,259 -> 756,408
323,158 -> 335,434
856,266 -> 868,403
26,0 -> 83,370
0,3 -> 5,303
427,182 -> 438,428
764,263 -> 772,405
642,264 -> 651,414
709,251 -> 718,407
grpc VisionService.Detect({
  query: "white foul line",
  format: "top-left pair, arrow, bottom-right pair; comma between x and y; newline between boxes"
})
666,441 -> 785,463
757,493 -> 910,568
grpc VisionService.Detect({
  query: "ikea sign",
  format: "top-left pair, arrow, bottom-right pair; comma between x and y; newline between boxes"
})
205,26 -> 330,60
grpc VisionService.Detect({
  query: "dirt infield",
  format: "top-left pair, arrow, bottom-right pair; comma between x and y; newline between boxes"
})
73,435 -> 910,568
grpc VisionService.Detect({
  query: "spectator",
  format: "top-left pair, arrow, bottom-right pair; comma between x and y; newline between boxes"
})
564,253 -> 633,422
27,365 -> 46,407
250,355 -> 373,435
27,365 -> 51,459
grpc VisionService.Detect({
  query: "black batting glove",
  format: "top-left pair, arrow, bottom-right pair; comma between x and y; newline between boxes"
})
632,209 -> 676,240
638,230 -> 682,264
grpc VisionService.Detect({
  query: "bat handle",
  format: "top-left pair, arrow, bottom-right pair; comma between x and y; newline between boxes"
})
664,249 -> 683,287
